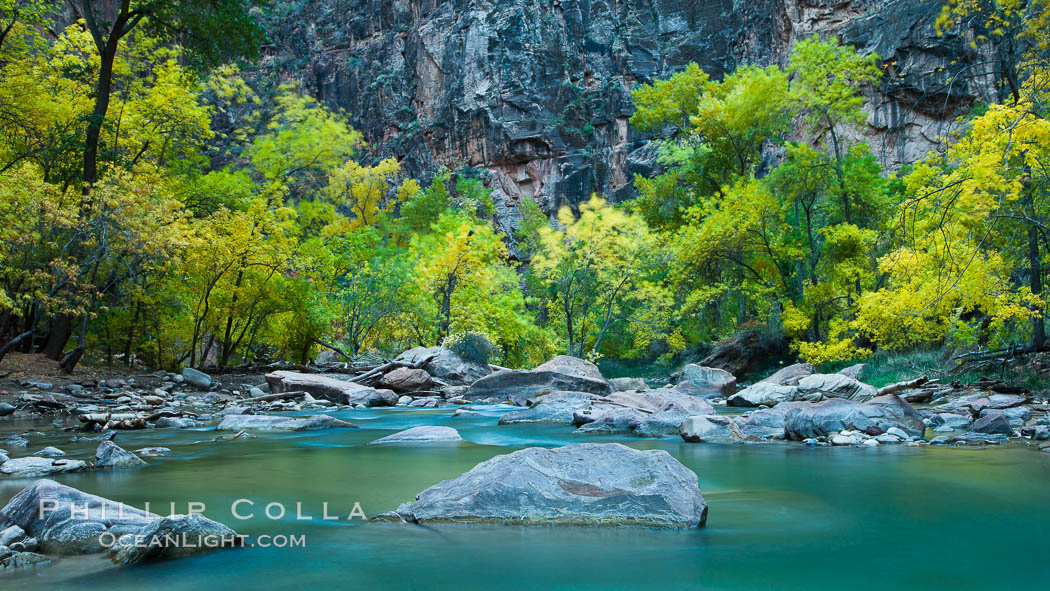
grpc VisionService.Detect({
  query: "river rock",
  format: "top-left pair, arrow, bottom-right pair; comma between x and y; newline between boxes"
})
837,363 -> 867,380
0,403 -> 15,417
609,377 -> 648,392
980,406 -> 1030,427
395,346 -> 491,386
966,394 -> 1028,413
680,415 -> 740,443
265,371 -> 396,406
796,373 -> 878,402
108,513 -> 239,565
385,443 -> 707,528
369,426 -> 463,444
762,363 -> 814,386
134,447 -> 171,457
732,402 -> 810,440
571,388 -> 715,434
95,441 -> 146,469
0,525 -> 24,547
636,398 -> 721,438
0,551 -> 49,571
574,408 -> 647,434
465,356 -> 611,404
215,414 -> 358,431
181,368 -> 212,389
4,436 -> 27,448
498,391 -> 600,425
377,367 -> 433,393
726,382 -> 798,407
671,364 -> 736,398
934,413 -> 972,430
971,411 -> 1013,435
783,396 -> 924,440
33,447 -> 65,458
154,417 -> 198,429
0,457 -> 88,477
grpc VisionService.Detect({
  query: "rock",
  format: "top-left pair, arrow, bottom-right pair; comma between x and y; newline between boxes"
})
134,447 -> 171,457
369,426 -> 463,444
862,438 -> 880,447
837,363 -> 868,380
831,434 -> 854,446
796,374 -> 878,402
0,551 -> 49,571
979,406 -> 1030,427
465,356 -> 611,403
886,427 -> 909,440
108,513 -> 240,565
971,411 -> 1013,435
966,394 -> 1028,413
0,525 -> 24,547
498,391 -> 599,425
671,364 -> 736,398
395,346 -> 491,386
33,447 -> 65,458
732,402 -> 810,440
385,443 -> 707,528
377,367 -> 433,393
574,408 -> 647,434
4,435 -> 27,448
934,413 -> 972,430
215,414 -> 358,431
876,433 -> 903,444
248,387 -> 266,398
408,397 -> 439,407
0,453 -> 6,463
396,395 -> 412,406
94,441 -> 147,469
761,363 -> 814,386
0,403 -> 15,417
154,417 -> 198,429
679,415 -> 740,443
637,399 -> 721,438
726,382 -> 798,407
265,371 -> 397,406
20,380 -> 53,390
609,377 -> 648,392
0,457 -> 88,477
783,396 -> 924,440
181,368 -> 212,389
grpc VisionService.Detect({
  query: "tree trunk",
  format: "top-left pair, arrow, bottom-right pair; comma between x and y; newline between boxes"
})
43,314 -> 72,360
1030,224 -> 1045,350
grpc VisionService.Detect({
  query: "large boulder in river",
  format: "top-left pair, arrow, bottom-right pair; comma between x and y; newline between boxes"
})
670,365 -> 736,398
726,382 -> 799,408
636,399 -> 720,438
377,367 -> 433,393
571,388 -> 715,435
679,415 -> 741,443
395,346 -> 491,386
108,514 -> 239,565
732,401 -> 811,440
384,443 -> 707,528
265,371 -> 396,406
498,391 -> 599,425
465,355 -> 611,404
795,373 -> 877,402
369,426 -> 463,444
574,408 -> 648,434
761,363 -> 814,386
216,414 -> 358,431
783,395 -> 924,440
1,457 -> 88,478
609,377 -> 648,392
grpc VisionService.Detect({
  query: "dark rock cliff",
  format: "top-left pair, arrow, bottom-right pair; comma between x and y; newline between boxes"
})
261,0 -> 990,235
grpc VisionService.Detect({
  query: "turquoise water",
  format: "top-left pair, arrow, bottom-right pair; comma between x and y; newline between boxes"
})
3,406 -> 1050,590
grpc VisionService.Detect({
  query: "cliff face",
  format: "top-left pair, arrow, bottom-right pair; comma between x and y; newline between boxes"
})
263,0 -> 987,235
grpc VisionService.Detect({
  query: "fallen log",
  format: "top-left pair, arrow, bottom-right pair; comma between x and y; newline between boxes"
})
246,390 -> 307,403
876,376 -> 929,397
348,351 -> 440,384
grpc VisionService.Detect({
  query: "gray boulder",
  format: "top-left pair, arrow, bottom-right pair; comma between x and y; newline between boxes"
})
971,411 -> 1013,435
680,415 -> 741,443
265,371 -> 396,406
134,447 -> 171,457
609,377 -> 648,392
574,408 -> 647,434
784,395 -> 924,440
636,398 -> 721,438
671,364 -> 736,398
181,368 -> 212,389
980,405 -> 1030,426
967,394 -> 1028,413
796,373 -> 878,402
498,391 -> 600,425
761,363 -> 814,386
727,382 -> 798,407
0,525 -> 24,547
732,402 -> 810,440
385,443 -> 707,528
0,457 -> 88,478
33,447 -> 65,458
215,414 -> 358,431
0,403 -> 15,417
108,513 -> 239,565
465,356 -> 611,404
377,367 -> 433,393
0,551 -> 49,571
837,363 -> 867,380
94,441 -> 146,469
395,346 -> 491,386
934,413 -> 972,430
369,426 -> 463,444
154,417 -> 198,429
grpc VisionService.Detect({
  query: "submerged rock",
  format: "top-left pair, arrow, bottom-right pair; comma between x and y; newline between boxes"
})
108,514 -> 239,565
1,457 -> 88,478
385,443 -> 707,528
369,426 -> 463,444
94,441 -> 147,469
0,551 -> 49,571
465,356 -> 611,404
215,414 -> 358,431
133,447 -> 172,457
